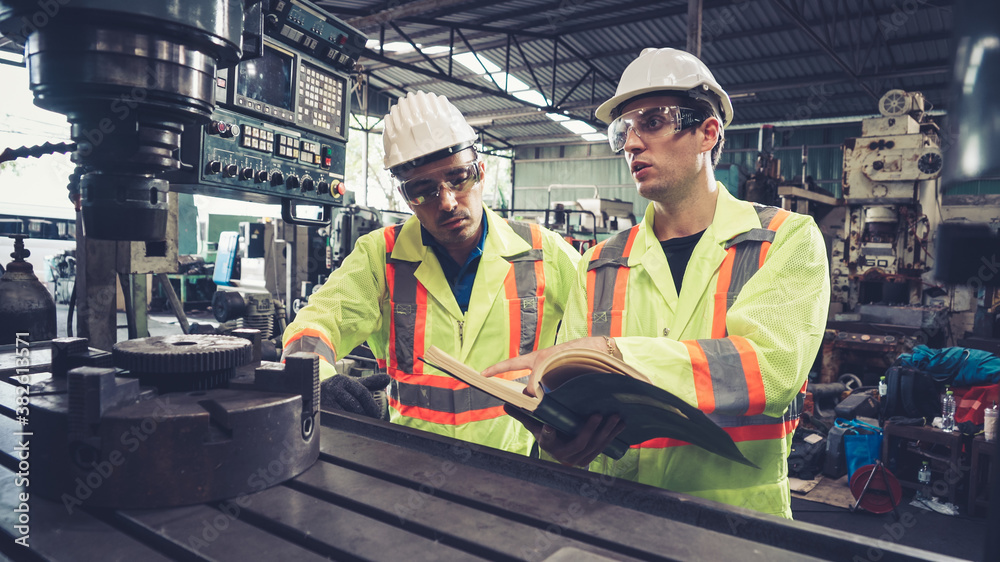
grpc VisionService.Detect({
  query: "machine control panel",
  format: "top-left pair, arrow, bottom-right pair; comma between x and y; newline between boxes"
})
168,0 -> 365,213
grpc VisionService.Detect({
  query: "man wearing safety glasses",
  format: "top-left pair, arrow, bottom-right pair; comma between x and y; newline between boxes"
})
485,48 -> 830,518
283,91 -> 581,455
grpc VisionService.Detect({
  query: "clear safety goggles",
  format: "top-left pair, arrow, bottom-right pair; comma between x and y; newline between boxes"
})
607,106 -> 707,153
397,161 -> 481,207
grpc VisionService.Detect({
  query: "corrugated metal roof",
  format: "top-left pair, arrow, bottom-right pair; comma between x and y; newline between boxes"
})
320,0 -> 957,149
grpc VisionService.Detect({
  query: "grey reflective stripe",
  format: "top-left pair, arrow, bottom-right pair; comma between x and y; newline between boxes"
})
390,260 -> 419,373
386,224 -> 419,373
722,205 -> 781,309
283,336 -> 335,365
696,338 -> 750,415
393,375 -> 531,413
709,391 -> 804,428
506,220 -> 544,355
754,204 -> 781,229
725,229 -> 775,248
588,227 -> 635,337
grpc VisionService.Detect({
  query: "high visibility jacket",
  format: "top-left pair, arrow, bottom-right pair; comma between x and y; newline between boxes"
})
558,185 -> 830,518
283,206 -> 581,454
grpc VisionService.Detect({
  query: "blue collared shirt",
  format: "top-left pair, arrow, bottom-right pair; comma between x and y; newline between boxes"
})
421,210 -> 488,313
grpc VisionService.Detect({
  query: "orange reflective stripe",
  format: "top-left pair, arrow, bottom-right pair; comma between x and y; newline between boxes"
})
759,209 -> 790,267
413,284 -> 428,374
283,328 -> 336,364
635,419 -> 796,450
610,265 -> 629,336
684,340 -> 716,413
388,398 -> 508,425
586,226 -> 638,337
731,335 -> 766,415
393,367 -> 529,390
533,259 -> 545,350
713,247 -> 736,338
504,268 -> 521,358
586,244 -> 603,336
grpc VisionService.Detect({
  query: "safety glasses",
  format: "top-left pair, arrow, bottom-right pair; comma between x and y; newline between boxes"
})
397,161 -> 481,207
607,106 -> 707,153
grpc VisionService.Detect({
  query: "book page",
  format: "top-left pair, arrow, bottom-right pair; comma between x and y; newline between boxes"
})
422,347 -> 542,411
539,348 -> 653,390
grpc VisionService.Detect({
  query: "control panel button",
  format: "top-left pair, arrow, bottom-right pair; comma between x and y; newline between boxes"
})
223,164 -> 239,177
207,160 -> 222,174
240,167 -> 255,180
255,170 -> 269,183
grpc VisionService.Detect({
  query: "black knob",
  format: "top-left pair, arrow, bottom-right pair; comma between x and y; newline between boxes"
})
223,164 -> 239,177
207,161 -> 222,174
270,171 -> 284,186
240,167 -> 254,180
256,170 -> 269,183
285,175 -> 300,190
301,177 -> 315,192
266,14 -> 279,28
318,181 -> 329,194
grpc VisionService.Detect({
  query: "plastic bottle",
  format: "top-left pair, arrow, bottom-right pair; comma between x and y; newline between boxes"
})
941,388 -> 956,433
878,376 -> 887,398
985,401 -> 998,443
916,461 -> 931,500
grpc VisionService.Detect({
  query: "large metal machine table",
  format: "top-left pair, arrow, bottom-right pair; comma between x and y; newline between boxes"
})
1,412 -> 955,562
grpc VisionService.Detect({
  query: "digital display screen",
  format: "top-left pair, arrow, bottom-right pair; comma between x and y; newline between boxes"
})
237,45 -> 295,111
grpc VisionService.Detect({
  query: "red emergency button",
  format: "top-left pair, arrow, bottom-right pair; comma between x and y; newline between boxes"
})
333,182 -> 346,197
337,35 -> 347,45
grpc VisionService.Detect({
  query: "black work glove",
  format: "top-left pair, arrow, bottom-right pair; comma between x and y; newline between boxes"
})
321,374 -> 391,419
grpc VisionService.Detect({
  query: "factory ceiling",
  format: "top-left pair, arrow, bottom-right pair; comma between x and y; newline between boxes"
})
320,0 -> 955,151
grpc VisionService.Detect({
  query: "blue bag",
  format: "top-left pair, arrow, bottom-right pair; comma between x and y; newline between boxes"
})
837,418 -> 883,481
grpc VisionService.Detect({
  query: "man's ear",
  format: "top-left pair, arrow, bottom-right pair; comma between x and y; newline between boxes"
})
700,117 -> 721,153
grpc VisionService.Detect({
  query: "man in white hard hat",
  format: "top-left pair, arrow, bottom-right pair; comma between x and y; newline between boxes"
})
485,48 -> 830,518
283,91 -> 581,455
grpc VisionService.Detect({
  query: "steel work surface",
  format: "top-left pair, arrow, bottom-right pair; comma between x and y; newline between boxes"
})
1,412 -> 959,561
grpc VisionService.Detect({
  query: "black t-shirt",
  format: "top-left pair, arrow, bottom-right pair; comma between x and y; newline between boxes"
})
660,230 -> 706,293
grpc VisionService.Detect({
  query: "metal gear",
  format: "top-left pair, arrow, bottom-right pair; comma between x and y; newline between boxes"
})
113,335 -> 253,391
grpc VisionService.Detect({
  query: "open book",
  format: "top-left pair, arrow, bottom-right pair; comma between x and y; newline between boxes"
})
420,346 -> 755,467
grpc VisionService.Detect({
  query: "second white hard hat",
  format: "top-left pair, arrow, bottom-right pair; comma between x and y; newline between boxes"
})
595,48 -> 733,127
382,91 -> 478,173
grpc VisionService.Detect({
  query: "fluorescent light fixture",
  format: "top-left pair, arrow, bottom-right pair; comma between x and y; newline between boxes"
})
546,113 -> 569,122
453,52 -> 500,73
582,133 -> 607,142
421,45 -> 451,55
559,120 -> 598,134
513,90 -> 549,106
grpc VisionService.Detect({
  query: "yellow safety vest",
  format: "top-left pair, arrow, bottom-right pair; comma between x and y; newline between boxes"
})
559,185 -> 830,518
283,206 -> 581,454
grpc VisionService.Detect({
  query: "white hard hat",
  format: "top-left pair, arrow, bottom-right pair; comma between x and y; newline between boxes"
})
595,48 -> 733,128
382,91 -> 478,173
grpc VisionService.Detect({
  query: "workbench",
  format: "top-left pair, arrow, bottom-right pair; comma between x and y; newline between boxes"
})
1,412 -> 955,561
